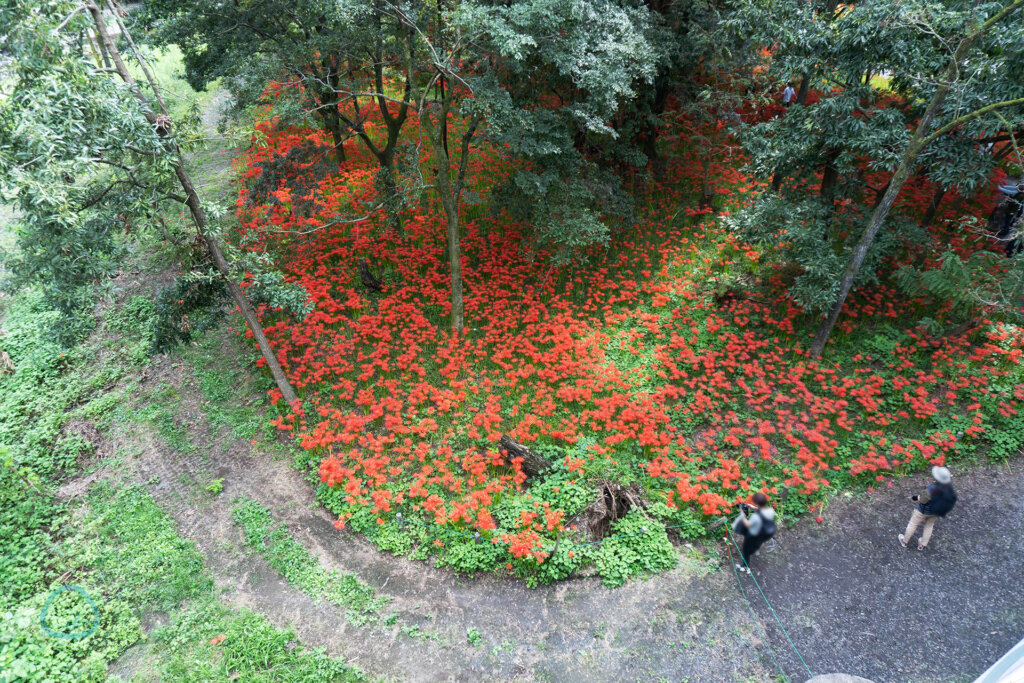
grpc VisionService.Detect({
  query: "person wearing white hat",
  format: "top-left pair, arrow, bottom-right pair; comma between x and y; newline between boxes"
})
898,466 -> 958,551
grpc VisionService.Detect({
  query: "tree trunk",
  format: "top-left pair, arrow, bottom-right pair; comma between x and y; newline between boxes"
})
437,163 -> 464,331
322,110 -> 347,167
439,77 -> 449,158
643,124 -> 661,183
643,76 -> 670,183
946,192 -> 968,222
411,99 -> 464,330
400,19 -> 473,333
819,147 -> 841,230
796,73 -> 811,106
321,68 -> 347,167
807,0 -> 1020,358
378,151 -> 404,236
819,149 -> 841,200
698,160 -> 715,209
90,2 -> 299,405
350,44 -> 411,238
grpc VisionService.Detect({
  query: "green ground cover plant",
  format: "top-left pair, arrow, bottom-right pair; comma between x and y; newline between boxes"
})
232,498 -> 387,625
0,471 -> 362,682
0,277 -> 361,680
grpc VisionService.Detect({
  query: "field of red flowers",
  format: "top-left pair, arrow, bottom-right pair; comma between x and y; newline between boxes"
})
231,98 -> 1024,585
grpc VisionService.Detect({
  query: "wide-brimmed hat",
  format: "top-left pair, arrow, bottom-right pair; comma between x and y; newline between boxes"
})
932,466 -> 952,484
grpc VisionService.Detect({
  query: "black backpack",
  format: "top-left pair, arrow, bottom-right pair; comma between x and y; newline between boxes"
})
758,513 -> 777,540
928,488 -> 958,517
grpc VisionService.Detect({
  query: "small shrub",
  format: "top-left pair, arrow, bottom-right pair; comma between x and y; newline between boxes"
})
595,512 -> 677,588
151,268 -> 227,353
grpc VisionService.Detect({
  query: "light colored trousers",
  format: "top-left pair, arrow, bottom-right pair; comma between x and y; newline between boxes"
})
904,509 -> 938,546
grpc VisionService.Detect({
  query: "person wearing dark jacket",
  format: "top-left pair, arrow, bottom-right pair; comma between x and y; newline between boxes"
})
733,492 -> 776,573
899,466 -> 957,551
995,183 -> 1024,256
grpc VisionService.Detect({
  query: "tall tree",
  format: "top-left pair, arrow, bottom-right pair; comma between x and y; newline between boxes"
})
726,0 -> 1024,353
0,0 -> 299,404
142,0 -> 416,234
456,0 -> 659,262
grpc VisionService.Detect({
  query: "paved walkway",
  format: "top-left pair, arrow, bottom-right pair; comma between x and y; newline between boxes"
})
742,462 -> 1023,682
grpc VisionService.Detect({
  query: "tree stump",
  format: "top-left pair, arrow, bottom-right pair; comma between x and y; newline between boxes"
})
358,258 -> 383,292
498,434 -> 552,479
579,481 -> 649,541
0,349 -> 13,375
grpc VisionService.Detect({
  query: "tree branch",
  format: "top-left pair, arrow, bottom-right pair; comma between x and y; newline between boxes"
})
85,1 -> 300,405
993,110 -> 1024,173
923,97 -> 1024,147
264,203 -> 386,235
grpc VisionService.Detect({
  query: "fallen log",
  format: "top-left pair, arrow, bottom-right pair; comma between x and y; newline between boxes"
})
926,317 -> 981,348
498,434 -> 552,479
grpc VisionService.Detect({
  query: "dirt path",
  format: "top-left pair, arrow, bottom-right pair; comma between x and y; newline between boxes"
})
107,340 -> 768,682
96,329 -> 1024,683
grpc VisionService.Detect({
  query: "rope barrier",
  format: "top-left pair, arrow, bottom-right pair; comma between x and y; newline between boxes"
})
727,527 -> 813,679
726,538 -> 789,681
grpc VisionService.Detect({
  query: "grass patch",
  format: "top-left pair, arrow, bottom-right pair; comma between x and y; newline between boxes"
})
185,327 -> 282,447
0,481 -> 199,681
133,387 -> 194,455
232,498 -> 388,625
148,596 -> 364,682
84,483 -> 212,609
0,277 -> 362,680
0,473 -> 364,681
